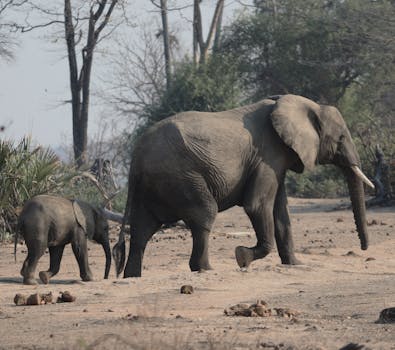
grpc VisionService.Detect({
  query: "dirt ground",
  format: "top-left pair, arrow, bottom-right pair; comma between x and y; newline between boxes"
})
0,198 -> 394,350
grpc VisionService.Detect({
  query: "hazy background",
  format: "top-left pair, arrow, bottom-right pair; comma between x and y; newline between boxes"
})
0,1 -> 245,149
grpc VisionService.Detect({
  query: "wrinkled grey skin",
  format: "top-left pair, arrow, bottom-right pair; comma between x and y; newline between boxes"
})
16,195 -> 111,285
115,94 -> 371,277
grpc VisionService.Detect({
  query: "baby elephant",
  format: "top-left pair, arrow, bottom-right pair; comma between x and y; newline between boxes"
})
15,195 -> 111,285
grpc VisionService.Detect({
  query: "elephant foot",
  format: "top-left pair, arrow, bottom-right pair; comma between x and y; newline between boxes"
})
39,271 -> 51,284
81,274 -> 94,282
281,256 -> 303,265
189,261 -> 213,272
23,277 -> 38,285
235,246 -> 254,268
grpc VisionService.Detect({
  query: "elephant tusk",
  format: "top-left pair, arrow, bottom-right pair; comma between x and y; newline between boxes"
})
351,166 -> 375,189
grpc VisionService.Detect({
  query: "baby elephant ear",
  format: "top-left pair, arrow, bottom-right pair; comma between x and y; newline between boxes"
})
270,94 -> 320,172
72,200 -> 87,233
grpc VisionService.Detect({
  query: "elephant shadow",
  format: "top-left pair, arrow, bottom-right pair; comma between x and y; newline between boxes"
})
0,277 -> 83,285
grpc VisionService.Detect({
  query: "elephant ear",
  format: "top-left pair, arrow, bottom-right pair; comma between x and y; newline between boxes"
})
72,200 -> 87,234
271,94 -> 321,172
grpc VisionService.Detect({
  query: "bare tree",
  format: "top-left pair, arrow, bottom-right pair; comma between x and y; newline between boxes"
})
193,0 -> 224,65
10,0 -> 126,167
103,26 -> 167,120
64,0 -> 120,167
0,0 -> 29,61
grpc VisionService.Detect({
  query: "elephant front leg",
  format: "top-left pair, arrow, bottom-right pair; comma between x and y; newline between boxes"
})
71,230 -> 93,282
39,245 -> 65,284
274,182 -> 301,265
236,166 -> 277,268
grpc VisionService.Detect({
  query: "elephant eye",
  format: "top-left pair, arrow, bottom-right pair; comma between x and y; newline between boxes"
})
337,135 -> 345,149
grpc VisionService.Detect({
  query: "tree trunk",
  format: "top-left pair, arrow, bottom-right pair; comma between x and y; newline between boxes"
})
367,144 -> 394,207
64,0 -> 85,167
160,0 -> 171,89
193,0 -> 225,65
64,0 -> 118,168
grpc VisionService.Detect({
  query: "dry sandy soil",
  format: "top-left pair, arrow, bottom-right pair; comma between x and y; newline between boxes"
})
0,198 -> 394,350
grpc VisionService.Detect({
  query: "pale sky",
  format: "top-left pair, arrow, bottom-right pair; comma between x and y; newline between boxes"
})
0,1 -> 248,148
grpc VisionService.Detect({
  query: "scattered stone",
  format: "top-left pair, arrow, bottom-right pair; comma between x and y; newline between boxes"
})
224,303 -> 254,317
377,307 -> 395,323
251,303 -> 272,317
26,293 -> 42,305
225,300 -> 300,319
40,292 -> 53,304
180,285 -> 194,294
14,293 -> 27,306
365,257 -> 376,262
57,291 -> 76,303
339,343 -> 371,350
343,251 -> 359,257
14,292 -> 53,306
336,217 -> 344,222
274,307 -> 300,319
367,219 -> 379,226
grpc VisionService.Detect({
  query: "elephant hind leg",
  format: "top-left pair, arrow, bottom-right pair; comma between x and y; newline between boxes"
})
188,225 -> 214,272
183,191 -> 218,272
39,245 -> 65,284
124,206 -> 161,278
21,239 -> 46,285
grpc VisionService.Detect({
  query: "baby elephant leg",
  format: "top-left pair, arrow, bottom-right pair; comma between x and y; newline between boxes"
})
71,228 -> 93,282
39,245 -> 65,284
21,239 -> 46,285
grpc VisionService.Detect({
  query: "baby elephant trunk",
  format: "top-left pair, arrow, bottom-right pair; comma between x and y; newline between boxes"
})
102,240 -> 111,279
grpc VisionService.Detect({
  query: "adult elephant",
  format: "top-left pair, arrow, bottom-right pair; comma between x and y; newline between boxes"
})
113,94 -> 374,277
15,195 -> 111,284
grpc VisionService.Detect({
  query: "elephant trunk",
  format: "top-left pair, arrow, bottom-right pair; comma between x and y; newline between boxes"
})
344,167 -> 369,250
102,239 -> 112,279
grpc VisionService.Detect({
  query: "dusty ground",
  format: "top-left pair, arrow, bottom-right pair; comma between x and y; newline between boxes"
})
0,198 -> 394,350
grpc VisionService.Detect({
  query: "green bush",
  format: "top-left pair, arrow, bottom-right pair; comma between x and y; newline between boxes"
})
60,176 -> 127,213
286,166 -> 347,198
0,137 -> 72,240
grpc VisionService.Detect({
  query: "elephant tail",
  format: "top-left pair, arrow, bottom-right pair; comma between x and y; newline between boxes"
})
14,221 -> 21,263
112,164 -> 136,277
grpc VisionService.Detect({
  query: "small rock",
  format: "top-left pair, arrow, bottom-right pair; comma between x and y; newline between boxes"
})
377,307 -> 395,323
344,251 -> 359,257
180,285 -> 194,294
26,293 -> 41,306
224,303 -> 252,317
274,307 -> 299,319
365,257 -> 376,262
57,291 -> 76,303
339,343 -> 371,350
40,292 -> 53,304
337,217 -> 344,222
367,219 -> 379,226
14,293 -> 27,306
225,300 -> 271,317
